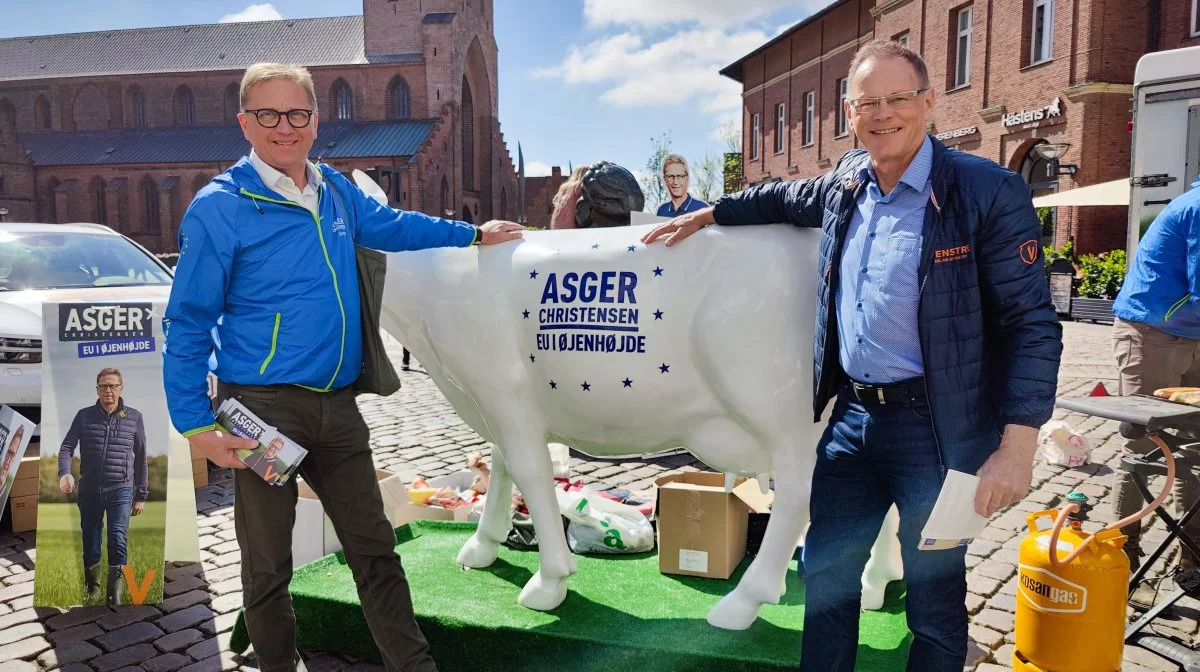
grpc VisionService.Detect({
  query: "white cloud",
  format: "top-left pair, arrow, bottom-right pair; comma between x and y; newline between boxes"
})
532,28 -> 766,112
219,3 -> 283,23
582,0 -> 825,29
524,160 -> 553,177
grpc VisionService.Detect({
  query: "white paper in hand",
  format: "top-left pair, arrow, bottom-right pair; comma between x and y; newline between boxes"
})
919,470 -> 989,551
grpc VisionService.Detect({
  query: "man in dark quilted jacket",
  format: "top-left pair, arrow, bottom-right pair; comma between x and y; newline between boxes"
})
59,367 -> 148,606
644,40 -> 1061,672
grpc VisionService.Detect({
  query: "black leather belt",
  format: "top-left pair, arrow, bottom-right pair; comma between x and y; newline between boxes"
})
842,377 -> 927,407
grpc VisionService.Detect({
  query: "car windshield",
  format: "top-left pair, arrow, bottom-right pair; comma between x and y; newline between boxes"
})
0,231 -> 171,291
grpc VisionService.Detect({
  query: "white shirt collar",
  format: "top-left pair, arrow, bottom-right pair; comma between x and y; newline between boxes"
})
248,150 -> 322,195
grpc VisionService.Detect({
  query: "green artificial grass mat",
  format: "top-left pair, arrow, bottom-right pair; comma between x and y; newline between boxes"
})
230,521 -> 911,671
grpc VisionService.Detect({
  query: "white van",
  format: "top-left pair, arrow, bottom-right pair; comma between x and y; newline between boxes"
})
1128,45 -> 1200,258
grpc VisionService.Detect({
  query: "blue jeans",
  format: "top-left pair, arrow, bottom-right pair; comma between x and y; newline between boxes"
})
800,393 -> 967,672
79,487 -> 133,567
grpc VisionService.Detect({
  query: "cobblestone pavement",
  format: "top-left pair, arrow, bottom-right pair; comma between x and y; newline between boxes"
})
0,322 -> 1194,672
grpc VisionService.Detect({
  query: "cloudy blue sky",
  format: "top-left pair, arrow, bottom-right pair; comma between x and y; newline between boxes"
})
3,1 -> 825,189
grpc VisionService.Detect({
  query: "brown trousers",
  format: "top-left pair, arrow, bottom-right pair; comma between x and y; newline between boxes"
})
1111,318 -> 1200,566
221,382 -> 436,672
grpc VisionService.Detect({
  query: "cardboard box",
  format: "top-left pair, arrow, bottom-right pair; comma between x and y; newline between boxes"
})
9,494 -> 38,533
14,455 -> 38,481
192,458 -> 209,489
8,475 -> 38,499
653,472 -> 773,579
391,471 -> 476,526
291,469 -> 409,567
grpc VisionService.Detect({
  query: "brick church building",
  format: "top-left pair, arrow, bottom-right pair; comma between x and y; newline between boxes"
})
0,0 -> 518,254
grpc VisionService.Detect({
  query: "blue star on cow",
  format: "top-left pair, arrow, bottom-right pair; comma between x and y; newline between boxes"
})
627,245 -> 637,252
529,270 -> 539,279
549,380 -> 557,390
653,266 -> 664,277
581,381 -> 591,391
622,378 -> 633,388
659,363 -> 670,374
529,354 -> 536,363
653,310 -> 664,320
591,243 -> 600,250
522,310 -> 530,319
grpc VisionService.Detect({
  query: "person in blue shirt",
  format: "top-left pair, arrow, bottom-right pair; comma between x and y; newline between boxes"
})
644,40 -> 1060,672
1111,177 -> 1200,590
655,154 -> 708,217
164,62 -> 522,672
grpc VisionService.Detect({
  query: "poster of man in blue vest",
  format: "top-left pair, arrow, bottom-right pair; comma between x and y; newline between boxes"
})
57,367 -> 149,606
33,300 -> 172,608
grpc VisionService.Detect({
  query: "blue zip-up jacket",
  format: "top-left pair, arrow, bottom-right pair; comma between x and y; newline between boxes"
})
58,399 -> 148,501
163,158 -> 478,436
713,137 -> 1062,474
1113,178 -> 1200,339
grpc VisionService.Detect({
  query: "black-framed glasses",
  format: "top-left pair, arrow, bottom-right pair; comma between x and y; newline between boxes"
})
97,383 -> 122,390
847,89 -> 928,114
665,174 -> 688,182
243,108 -> 314,128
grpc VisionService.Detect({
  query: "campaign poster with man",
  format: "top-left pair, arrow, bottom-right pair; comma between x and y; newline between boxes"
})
34,300 -> 172,607
0,405 -> 36,515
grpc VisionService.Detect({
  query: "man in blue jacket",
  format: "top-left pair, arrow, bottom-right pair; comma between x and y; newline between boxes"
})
644,40 -> 1061,672
1111,177 -> 1200,585
164,63 -> 522,672
59,367 -> 148,606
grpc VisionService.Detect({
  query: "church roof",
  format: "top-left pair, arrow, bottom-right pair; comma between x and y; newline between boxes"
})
17,120 -> 437,166
0,16 -> 402,82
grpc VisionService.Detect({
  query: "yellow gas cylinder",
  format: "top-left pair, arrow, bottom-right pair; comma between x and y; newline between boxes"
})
1014,495 -> 1129,672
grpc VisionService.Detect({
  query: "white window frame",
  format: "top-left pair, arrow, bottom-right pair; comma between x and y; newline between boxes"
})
774,103 -> 786,154
751,113 -> 761,160
1193,0 -> 1200,36
1030,0 -> 1054,64
954,6 -> 973,89
836,78 -> 849,137
803,91 -> 815,146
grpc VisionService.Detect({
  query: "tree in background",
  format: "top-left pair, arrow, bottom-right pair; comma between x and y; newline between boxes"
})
692,152 -> 721,204
719,118 -> 744,194
640,131 -> 671,212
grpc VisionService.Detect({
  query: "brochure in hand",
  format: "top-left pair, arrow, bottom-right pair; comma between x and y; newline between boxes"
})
215,398 -> 307,486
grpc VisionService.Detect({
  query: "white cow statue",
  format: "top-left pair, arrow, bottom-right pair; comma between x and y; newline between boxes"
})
355,172 -> 902,630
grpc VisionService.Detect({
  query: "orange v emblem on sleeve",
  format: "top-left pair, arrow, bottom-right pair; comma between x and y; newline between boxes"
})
122,565 -> 157,605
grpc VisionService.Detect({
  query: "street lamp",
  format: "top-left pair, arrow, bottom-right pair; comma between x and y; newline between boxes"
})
1032,142 -> 1078,177
1031,142 -> 1071,161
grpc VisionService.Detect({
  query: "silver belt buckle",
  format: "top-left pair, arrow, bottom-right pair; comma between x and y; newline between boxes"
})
877,387 -> 886,405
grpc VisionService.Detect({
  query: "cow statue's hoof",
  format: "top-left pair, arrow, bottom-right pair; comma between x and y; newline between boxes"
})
518,570 -> 569,611
861,581 -> 887,611
707,591 -> 763,631
456,535 -> 499,569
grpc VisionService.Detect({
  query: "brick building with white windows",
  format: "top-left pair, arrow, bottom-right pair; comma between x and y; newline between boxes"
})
721,0 -> 1200,255
0,0 -> 519,253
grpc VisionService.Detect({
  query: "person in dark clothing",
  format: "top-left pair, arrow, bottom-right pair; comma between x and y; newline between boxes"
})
59,367 -> 148,605
643,40 -> 1061,672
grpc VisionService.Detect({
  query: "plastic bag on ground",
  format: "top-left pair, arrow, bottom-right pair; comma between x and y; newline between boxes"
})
1037,420 -> 1090,468
556,488 -> 654,554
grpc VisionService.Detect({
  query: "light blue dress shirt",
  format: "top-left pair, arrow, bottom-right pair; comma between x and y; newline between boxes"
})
836,136 -> 933,384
